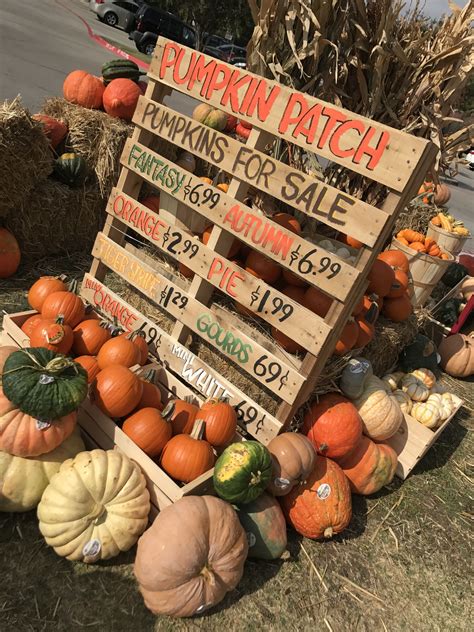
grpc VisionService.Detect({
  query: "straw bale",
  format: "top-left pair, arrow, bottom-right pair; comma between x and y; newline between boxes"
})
363,314 -> 419,376
0,97 -> 52,218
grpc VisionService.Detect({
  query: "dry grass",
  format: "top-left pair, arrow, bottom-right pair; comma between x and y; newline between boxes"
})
363,313 -> 419,376
0,97 -> 52,217
1,256 -> 473,631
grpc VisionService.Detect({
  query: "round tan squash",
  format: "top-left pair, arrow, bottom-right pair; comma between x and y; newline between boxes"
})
460,277 -> 474,302
427,394 -> 452,422
411,401 -> 441,429
0,430 -> 84,512
38,449 -> 150,562
134,496 -> 248,617
266,432 -> 316,496
353,376 -> 403,440
409,368 -> 436,389
439,334 -> 474,378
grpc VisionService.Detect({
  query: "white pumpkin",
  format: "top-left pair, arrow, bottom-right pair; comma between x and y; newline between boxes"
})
427,394 -> 453,422
0,430 -> 85,512
393,389 -> 412,414
410,368 -> 436,389
382,372 -> 404,392
354,376 -> 403,440
38,449 -> 150,563
411,401 -> 441,429
401,375 -> 430,402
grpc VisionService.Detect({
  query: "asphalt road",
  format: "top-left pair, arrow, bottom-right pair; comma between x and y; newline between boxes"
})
0,0 -> 472,243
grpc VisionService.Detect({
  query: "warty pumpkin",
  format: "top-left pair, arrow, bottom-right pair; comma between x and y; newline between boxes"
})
339,357 -> 373,399
123,407 -> 172,458
353,376 -> 403,440
63,70 -> 104,109
0,387 -> 77,457
74,355 -> 100,384
235,492 -> 287,560
28,276 -> 67,311
267,432 -> 315,496
29,316 -> 74,355
97,335 -> 141,369
335,436 -> 397,495
93,365 -> 143,418
195,397 -> 237,447
0,429 -> 84,512
280,456 -> 352,539
439,333 -> 474,378
2,348 -> 88,420
0,228 -> 21,278
134,496 -> 247,617
38,449 -> 150,562
303,393 -> 362,459
72,319 -> 111,356
41,290 -> 85,328
161,420 -> 215,483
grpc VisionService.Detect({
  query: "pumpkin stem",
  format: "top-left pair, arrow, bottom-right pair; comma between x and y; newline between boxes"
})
190,419 -> 206,440
140,368 -> 156,384
323,527 -> 333,538
161,400 -> 175,420
249,470 -> 262,486
199,564 -> 214,584
68,279 -> 79,295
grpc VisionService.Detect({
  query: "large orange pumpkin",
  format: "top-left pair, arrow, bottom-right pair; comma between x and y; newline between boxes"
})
97,336 -> 141,370
245,251 -> 281,284
387,269 -> 409,298
0,388 -> 77,457
335,436 -> 397,495
41,291 -> 85,328
202,225 -> 240,259
160,420 -> 215,483
28,276 -> 68,312
102,78 -> 142,121
75,355 -> 100,384
72,319 -> 111,356
123,407 -> 172,457
303,287 -> 332,317
93,366 -> 143,418
303,393 -> 362,459
378,250 -> 409,273
354,314 -> 375,348
20,314 -> 43,339
63,70 -> 104,109
334,318 -> 359,356
367,259 -> 395,297
29,317 -> 74,355
0,228 -> 21,279
280,456 -> 352,539
272,213 -> 301,234
195,398 -> 237,447
382,294 -> 413,322
32,114 -> 68,149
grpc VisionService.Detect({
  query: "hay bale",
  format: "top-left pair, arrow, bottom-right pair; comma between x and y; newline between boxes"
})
0,97 -> 52,218
6,180 -> 105,260
363,314 -> 419,376
41,98 -> 132,198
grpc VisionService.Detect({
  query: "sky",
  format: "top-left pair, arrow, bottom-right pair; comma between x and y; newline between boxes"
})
421,0 -> 470,17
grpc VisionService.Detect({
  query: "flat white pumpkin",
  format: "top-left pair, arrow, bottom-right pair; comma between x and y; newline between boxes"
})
393,389 -> 412,414
354,376 -> 403,440
411,401 -> 441,429
0,430 -> 85,512
410,368 -> 436,389
427,394 -> 453,422
401,375 -> 430,402
38,449 -> 150,563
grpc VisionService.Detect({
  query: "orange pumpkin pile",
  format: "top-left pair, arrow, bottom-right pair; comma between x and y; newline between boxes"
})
396,230 -> 450,259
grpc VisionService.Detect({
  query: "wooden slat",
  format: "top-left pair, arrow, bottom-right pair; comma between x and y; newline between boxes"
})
81,273 -> 282,442
133,96 -> 389,247
91,233 -> 304,403
120,138 -> 360,299
149,38 -> 430,191
106,188 -> 331,351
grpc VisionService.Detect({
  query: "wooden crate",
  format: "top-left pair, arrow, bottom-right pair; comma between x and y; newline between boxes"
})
386,395 -> 463,479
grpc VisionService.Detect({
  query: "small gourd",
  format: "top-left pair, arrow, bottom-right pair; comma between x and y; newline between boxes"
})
401,375 -> 430,401
410,368 -> 436,389
339,357 -> 373,399
381,372 -> 404,392
411,401 -> 441,429
427,394 -> 452,422
393,389 -> 412,414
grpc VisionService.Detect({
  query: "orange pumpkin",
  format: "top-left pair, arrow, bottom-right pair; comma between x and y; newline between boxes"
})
178,262 -> 194,279
409,242 -> 426,252
338,234 -> 363,249
354,314 -> 375,348
75,355 -> 100,384
123,407 -> 172,457
28,276 -> 68,312
30,317 -> 74,355
141,196 -> 160,213
63,70 -> 104,109
97,336 -> 141,370
367,259 -> 395,297
93,365 -> 143,418
272,213 -> 301,234
387,269 -> 409,298
334,318 -> 359,356
397,229 -> 424,243
160,420 -> 215,483
72,319 -> 111,356
245,251 -> 281,284
280,456 -> 352,539
195,398 -> 237,447
202,225 -> 240,258
136,370 -> 162,410
427,244 -> 441,257
281,284 -> 306,304
335,436 -> 397,495
32,114 -> 68,149
303,287 -> 332,317
282,268 -> 307,287
120,330 -> 149,365
272,326 -> 303,353
164,399 -> 199,435
216,183 -> 229,193
41,291 -> 85,328
20,314 -> 43,339
303,393 -> 363,459
377,250 -> 409,274
102,78 -> 141,120
382,293 -> 413,322
0,228 -> 21,279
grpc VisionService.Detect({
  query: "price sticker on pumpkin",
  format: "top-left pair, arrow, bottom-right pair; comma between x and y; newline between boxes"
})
39,374 -> 55,385
82,539 -> 101,563
316,483 -> 331,500
246,532 -> 257,548
35,419 -> 51,431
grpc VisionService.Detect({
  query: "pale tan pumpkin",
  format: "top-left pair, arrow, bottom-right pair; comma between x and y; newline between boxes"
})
410,368 -> 436,389
353,376 -> 403,440
401,375 -> 430,401
381,372 -> 404,392
411,401 -> 441,429
38,449 -> 150,562
393,389 -> 412,414
439,334 -> 474,378
134,496 -> 248,617
427,394 -> 453,422
0,430 -> 84,512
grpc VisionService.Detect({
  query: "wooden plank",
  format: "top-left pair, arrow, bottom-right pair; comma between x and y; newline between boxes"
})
133,96 -> 389,247
91,233 -> 305,402
80,274 -> 283,442
149,38 -> 430,191
120,138 -> 360,299
106,188 -> 331,351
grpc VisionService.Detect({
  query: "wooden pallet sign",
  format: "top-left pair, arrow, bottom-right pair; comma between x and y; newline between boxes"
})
83,36 -> 437,444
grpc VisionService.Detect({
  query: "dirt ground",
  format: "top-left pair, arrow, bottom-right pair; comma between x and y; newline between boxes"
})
0,256 -> 472,632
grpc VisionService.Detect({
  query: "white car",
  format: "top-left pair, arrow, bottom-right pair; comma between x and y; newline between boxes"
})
466,148 -> 474,171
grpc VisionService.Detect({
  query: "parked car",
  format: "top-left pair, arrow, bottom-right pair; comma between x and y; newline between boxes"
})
202,46 -> 227,60
90,1 -> 139,31
203,34 -> 229,49
129,5 -> 196,56
466,148 -> 474,171
217,44 -> 247,64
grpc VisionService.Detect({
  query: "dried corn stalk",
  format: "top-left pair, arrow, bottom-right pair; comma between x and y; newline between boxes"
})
247,0 -> 474,195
